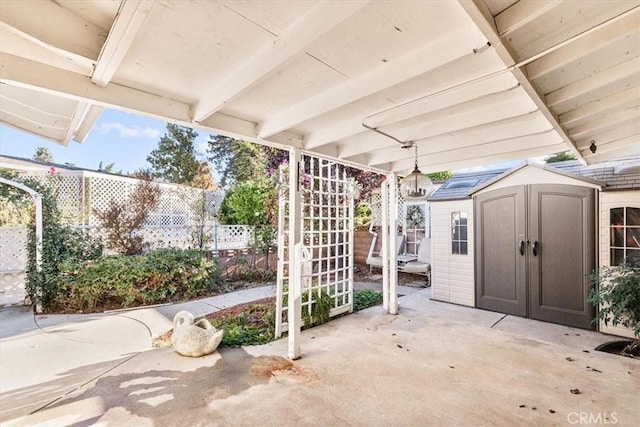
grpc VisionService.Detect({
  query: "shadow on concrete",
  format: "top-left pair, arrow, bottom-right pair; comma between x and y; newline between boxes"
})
2,347 -> 273,426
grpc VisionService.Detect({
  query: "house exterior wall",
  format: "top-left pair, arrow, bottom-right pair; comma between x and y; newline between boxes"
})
431,199 -> 475,307
598,190 -> 640,339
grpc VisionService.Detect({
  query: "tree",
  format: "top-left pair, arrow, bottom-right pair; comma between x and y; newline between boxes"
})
97,161 -> 122,174
218,182 -> 274,226
428,171 -> 453,181
207,135 -> 276,187
147,124 -> 214,188
545,151 -> 577,163
33,146 -> 53,163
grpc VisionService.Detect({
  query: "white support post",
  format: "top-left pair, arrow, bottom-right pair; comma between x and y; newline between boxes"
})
34,194 -> 43,272
287,147 -> 302,360
389,173 -> 399,315
381,178 -> 390,310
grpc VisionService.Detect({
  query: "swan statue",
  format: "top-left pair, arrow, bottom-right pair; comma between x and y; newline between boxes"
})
171,310 -> 224,357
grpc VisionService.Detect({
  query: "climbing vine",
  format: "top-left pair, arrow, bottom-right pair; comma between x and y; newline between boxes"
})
0,168 -> 102,309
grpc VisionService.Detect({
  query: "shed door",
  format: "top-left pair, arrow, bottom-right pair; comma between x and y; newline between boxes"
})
475,184 -> 596,329
475,186 -> 527,316
528,184 -> 595,329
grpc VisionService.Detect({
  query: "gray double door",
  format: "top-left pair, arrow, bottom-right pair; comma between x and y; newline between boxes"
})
475,184 -> 595,329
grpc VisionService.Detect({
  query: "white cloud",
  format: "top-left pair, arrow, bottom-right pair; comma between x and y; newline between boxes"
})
99,122 -> 161,139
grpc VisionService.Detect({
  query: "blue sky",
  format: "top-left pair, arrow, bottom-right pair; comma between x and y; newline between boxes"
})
0,109 -> 212,174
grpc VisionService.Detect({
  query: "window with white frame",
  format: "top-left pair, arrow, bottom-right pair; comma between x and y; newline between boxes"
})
451,211 -> 468,255
610,207 -> 640,265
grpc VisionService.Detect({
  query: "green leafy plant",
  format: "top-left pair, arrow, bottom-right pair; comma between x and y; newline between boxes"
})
1,169 -> 103,309
301,288 -> 332,327
210,304 -> 275,347
353,289 -> 383,311
588,262 -> 640,354
56,249 -> 220,312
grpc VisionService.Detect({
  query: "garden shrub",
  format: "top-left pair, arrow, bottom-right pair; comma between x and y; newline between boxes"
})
1,168 -> 103,309
588,261 -> 640,339
56,248 -> 221,312
353,289 -> 383,311
93,180 -> 160,255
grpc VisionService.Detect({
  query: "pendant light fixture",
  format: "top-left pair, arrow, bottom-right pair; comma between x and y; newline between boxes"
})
400,144 -> 433,200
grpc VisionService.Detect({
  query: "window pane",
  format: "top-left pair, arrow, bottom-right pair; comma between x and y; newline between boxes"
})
627,208 -> 640,226
611,249 -> 625,266
452,242 -> 460,254
460,225 -> 468,241
627,228 -> 640,248
460,242 -> 468,255
610,208 -> 624,225
626,249 -> 640,264
611,226 -> 625,247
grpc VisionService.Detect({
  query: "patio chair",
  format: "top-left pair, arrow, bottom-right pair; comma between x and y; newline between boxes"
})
366,233 -> 405,273
398,237 -> 431,286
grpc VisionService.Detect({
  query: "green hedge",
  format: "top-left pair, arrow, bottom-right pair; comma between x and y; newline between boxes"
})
56,249 -> 221,312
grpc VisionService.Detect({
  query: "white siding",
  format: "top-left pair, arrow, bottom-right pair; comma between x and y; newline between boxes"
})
598,190 -> 640,339
431,199 -> 475,307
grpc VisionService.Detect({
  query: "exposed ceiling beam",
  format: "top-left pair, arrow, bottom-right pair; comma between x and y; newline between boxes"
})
91,0 -> 154,87
364,72 -> 518,130
385,130 -> 561,170
526,8 -> 640,80
61,102 -> 90,146
546,56 -> 640,108
304,57 -> 517,150
0,110 -> 67,143
0,0 -> 106,60
365,111 -> 551,166
381,85 -> 534,142
458,0 -> 584,162
584,143 -> 640,164
388,143 -> 568,174
1,53 -> 192,123
559,85 -> 640,128
494,0 -> 561,37
581,134 -> 640,159
568,107 -> 640,139
575,122 -> 640,150
193,0 -> 369,123
256,27 -> 484,138
73,105 -> 104,143
0,22 -> 94,73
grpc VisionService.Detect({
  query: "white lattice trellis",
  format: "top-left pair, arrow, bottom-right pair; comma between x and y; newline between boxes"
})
369,186 -> 430,255
276,156 -> 355,337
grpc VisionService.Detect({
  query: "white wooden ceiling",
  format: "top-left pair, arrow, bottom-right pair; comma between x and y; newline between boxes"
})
1,0 -> 638,173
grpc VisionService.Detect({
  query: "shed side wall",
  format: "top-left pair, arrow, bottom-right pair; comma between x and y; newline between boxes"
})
431,199 -> 474,307
599,190 -> 640,339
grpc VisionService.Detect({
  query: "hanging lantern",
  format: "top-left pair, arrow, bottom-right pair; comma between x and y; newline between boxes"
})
400,144 -> 433,200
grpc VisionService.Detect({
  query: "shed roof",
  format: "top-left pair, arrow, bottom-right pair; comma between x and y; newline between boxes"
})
429,156 -> 640,201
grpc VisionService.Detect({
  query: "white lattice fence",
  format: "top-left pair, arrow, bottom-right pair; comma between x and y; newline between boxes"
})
276,156 -> 355,336
0,226 -> 28,273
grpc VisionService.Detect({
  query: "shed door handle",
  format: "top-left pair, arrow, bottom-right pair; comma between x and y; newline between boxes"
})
519,240 -> 525,256
532,240 -> 539,257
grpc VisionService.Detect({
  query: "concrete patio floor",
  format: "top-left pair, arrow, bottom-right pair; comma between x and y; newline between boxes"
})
0,285 -> 638,426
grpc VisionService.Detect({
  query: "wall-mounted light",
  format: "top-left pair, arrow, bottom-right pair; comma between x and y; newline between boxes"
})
590,141 -> 597,154
400,144 -> 433,200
